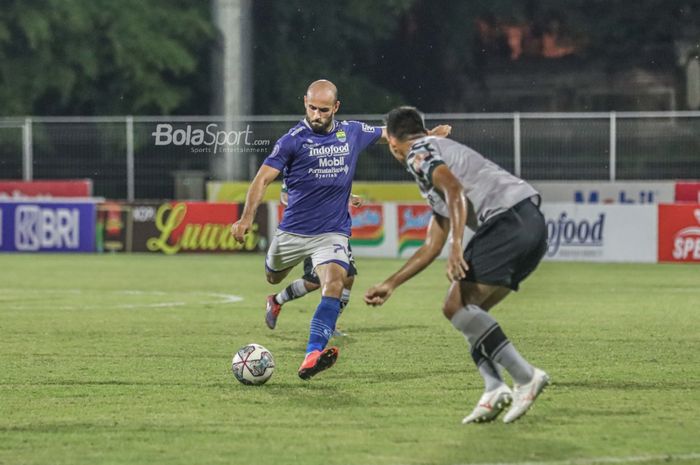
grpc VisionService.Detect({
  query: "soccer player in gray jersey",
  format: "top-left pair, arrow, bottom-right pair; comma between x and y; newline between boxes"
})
365,106 -> 549,424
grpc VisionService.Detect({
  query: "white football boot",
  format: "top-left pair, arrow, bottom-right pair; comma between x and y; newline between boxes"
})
502,368 -> 550,424
462,384 -> 513,424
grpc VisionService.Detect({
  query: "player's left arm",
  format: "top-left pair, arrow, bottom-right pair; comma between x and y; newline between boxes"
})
431,164 -> 469,281
231,164 -> 280,242
364,214 -> 449,306
377,124 -> 452,144
349,193 -> 363,208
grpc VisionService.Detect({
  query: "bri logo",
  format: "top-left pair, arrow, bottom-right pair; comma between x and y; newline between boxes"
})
546,212 -> 605,256
14,205 -> 80,251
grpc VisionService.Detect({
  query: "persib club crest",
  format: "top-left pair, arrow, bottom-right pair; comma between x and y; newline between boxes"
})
336,130 -> 347,142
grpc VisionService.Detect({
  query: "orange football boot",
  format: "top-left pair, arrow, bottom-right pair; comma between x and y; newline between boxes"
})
298,347 -> 339,380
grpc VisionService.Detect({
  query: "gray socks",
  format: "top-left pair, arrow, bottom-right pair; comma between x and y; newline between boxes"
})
276,279 -> 309,305
276,280 -> 352,314
450,304 -> 534,386
340,288 -> 351,312
477,357 -> 504,392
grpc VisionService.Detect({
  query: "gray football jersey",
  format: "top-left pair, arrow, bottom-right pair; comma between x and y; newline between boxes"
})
405,136 -> 538,226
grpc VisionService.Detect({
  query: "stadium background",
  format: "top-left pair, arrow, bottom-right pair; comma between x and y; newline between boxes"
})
1,2 -> 699,465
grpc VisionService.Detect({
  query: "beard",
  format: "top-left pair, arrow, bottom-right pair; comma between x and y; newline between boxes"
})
306,116 -> 333,134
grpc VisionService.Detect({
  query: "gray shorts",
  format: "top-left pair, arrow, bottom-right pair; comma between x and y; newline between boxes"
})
265,230 -> 350,274
463,198 -> 546,291
302,244 -> 357,285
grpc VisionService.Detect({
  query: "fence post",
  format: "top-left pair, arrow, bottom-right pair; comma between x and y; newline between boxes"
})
126,116 -> 135,202
609,112 -> 616,181
22,117 -> 33,181
513,112 -> 521,177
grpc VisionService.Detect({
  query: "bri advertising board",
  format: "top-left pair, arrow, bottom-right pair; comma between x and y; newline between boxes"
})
0,200 -> 96,252
540,203 -> 657,262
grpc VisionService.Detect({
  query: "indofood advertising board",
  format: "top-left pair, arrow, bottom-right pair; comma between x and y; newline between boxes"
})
540,203 -> 657,262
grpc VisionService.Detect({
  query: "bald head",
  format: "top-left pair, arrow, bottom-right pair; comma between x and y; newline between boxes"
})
304,79 -> 340,134
306,79 -> 338,102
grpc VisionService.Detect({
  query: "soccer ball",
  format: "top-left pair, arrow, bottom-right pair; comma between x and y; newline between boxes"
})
231,343 -> 275,385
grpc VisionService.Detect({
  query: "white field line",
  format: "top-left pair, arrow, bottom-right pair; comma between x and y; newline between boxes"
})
0,288 -> 243,310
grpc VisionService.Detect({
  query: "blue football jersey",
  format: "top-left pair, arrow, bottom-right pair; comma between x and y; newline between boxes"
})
263,119 -> 382,236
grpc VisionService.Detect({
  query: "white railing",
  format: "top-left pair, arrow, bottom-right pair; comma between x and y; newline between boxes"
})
1,111 -> 699,201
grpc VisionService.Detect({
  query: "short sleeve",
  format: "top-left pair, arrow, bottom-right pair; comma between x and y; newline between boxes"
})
348,121 -> 382,151
263,135 -> 294,171
405,140 -> 445,190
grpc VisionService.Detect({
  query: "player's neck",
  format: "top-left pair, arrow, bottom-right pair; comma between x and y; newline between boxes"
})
304,117 -> 336,134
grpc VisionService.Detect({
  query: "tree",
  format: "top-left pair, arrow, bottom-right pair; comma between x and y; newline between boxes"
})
0,0 -> 213,115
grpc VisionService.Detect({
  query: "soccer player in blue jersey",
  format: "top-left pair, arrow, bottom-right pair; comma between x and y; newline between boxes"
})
231,80 -> 450,380
265,183 -> 363,336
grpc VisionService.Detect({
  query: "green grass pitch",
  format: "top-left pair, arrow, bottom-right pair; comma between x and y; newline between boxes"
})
1,254 -> 699,465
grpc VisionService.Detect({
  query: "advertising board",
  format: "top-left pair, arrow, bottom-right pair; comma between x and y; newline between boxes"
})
0,200 -> 96,252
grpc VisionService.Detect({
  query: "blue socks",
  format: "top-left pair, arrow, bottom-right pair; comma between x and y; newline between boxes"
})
306,296 -> 341,353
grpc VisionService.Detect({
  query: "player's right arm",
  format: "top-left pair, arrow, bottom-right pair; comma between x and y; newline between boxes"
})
364,214 -> 449,306
232,134 -> 294,242
231,164 -> 280,243
431,164 -> 469,281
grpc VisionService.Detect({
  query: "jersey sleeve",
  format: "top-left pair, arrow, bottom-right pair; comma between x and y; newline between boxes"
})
263,135 -> 294,171
406,140 -> 445,189
348,121 -> 383,151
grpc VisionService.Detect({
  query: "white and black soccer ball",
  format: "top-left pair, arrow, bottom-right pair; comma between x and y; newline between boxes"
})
231,343 -> 275,385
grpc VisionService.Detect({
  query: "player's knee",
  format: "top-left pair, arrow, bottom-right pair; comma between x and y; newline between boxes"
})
321,279 -> 344,298
442,282 -> 464,319
266,273 -> 283,285
442,300 -> 460,320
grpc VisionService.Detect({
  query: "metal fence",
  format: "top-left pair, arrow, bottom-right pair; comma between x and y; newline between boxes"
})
1,112 -> 699,201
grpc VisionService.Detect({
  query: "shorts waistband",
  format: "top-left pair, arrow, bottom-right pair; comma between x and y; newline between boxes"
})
514,194 -> 541,210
